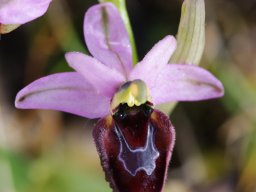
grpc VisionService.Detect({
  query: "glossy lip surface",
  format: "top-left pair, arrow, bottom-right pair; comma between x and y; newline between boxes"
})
93,104 -> 175,192
115,123 -> 159,176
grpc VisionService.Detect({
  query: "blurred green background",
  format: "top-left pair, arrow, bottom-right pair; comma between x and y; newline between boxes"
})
1,0 -> 256,191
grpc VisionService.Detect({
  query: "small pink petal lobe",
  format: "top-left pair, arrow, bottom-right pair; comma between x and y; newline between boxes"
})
129,35 -> 177,89
65,52 -> 125,98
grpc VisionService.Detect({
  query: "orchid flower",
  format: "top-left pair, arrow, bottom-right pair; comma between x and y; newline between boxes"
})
0,0 -> 52,34
15,3 -> 224,192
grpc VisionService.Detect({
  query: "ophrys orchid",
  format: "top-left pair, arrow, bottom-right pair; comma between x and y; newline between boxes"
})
15,3 -> 224,192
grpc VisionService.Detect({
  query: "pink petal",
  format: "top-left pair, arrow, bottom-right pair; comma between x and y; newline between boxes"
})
0,0 -> 51,25
151,64 -> 224,104
84,3 -> 132,78
129,35 -> 177,88
65,52 -> 125,98
15,72 -> 110,119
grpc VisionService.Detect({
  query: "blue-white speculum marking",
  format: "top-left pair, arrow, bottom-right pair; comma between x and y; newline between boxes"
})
115,123 -> 159,176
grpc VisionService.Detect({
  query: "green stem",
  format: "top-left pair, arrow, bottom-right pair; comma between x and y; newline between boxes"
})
158,0 -> 206,115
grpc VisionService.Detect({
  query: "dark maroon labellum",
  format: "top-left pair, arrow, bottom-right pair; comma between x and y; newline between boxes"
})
93,104 -> 175,192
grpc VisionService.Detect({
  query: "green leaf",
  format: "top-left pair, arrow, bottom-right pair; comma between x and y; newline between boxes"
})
170,0 -> 205,65
158,0 -> 206,114
99,0 -> 138,64
0,149 -> 30,192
